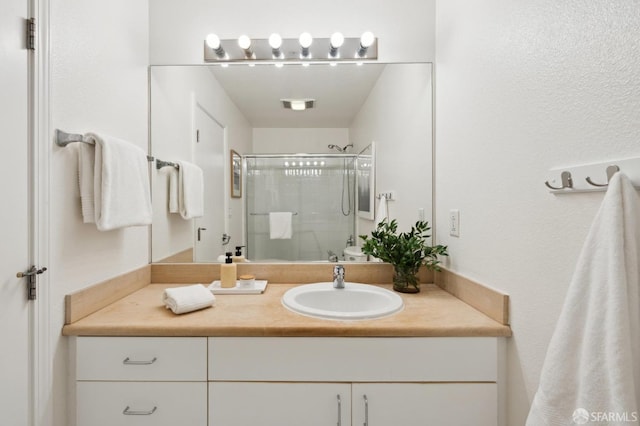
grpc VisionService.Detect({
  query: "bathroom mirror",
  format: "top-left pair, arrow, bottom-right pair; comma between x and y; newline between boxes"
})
150,63 -> 433,263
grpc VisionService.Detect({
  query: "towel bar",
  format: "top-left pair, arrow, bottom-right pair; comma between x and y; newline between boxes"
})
156,159 -> 180,170
55,129 -> 154,162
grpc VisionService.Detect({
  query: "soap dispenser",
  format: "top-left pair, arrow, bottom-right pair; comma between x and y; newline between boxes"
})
220,252 -> 237,288
233,246 -> 246,263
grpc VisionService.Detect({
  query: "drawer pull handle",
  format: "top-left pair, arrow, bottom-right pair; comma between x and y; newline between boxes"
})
122,406 -> 157,416
363,394 -> 369,426
122,357 -> 157,365
336,394 -> 342,426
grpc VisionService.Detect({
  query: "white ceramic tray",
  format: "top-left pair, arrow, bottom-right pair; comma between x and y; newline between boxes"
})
208,280 -> 268,294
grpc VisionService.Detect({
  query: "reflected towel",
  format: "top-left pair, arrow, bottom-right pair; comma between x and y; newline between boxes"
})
375,195 -> 388,226
269,212 -> 293,239
176,160 -> 204,219
84,133 -> 152,231
162,284 -> 215,315
167,167 -> 179,213
526,173 -> 640,426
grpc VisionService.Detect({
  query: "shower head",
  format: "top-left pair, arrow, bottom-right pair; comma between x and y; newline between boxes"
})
328,144 -> 354,153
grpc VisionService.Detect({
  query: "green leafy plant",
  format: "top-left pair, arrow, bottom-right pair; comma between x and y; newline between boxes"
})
360,219 -> 448,293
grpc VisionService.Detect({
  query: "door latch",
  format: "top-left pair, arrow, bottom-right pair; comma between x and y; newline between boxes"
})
16,266 -> 47,300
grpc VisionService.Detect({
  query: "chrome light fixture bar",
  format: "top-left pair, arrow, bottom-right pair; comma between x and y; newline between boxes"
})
204,33 -> 377,63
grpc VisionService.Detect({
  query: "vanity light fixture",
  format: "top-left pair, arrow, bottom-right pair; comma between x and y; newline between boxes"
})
299,32 -> 313,58
205,33 -> 226,58
238,35 -> 254,59
329,32 -> 344,58
357,31 -> 375,57
203,33 -> 377,63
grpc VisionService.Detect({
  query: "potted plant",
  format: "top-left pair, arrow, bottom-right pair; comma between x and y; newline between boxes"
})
360,219 -> 448,293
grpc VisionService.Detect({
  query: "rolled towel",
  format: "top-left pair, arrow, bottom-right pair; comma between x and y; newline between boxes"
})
162,284 -> 215,315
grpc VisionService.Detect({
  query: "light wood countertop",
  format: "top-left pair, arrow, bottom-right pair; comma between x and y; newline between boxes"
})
62,283 -> 512,338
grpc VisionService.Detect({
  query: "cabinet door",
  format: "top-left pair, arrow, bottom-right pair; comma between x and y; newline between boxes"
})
352,383 -> 497,426
210,382 -> 351,426
77,382 -> 207,426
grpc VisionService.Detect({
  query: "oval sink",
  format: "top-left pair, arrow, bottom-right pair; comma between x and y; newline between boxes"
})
282,282 -> 403,320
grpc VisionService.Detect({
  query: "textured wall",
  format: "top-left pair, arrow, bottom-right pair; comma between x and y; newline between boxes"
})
435,1 -> 640,423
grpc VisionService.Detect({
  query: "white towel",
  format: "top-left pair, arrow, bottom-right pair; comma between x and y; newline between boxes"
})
176,160 -> 204,219
162,284 -> 215,315
167,167 -> 179,213
269,212 -> 293,239
375,195 -> 388,226
79,133 -> 152,231
526,172 -> 640,426
78,143 -> 96,223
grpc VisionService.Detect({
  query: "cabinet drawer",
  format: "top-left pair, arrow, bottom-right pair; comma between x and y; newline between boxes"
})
209,337 -> 498,382
77,382 -> 207,426
76,337 -> 206,381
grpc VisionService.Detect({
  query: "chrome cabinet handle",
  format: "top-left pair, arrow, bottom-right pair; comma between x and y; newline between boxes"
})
363,394 -> 369,426
122,356 -> 157,365
337,394 -> 342,426
122,406 -> 157,416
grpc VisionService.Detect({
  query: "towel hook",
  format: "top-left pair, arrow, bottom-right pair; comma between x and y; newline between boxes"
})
585,165 -> 620,187
545,171 -> 573,190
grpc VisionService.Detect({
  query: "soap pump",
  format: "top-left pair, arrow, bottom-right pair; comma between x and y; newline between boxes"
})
233,246 -> 246,263
220,252 -> 237,288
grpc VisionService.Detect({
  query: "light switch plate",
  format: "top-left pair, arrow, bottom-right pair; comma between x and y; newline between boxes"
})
449,209 -> 460,237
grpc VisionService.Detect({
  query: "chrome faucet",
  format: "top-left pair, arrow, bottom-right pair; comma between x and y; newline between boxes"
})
333,264 -> 345,289
327,250 -> 339,262
346,234 -> 355,247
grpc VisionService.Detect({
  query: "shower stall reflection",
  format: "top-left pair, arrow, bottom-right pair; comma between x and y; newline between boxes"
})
245,154 -> 356,261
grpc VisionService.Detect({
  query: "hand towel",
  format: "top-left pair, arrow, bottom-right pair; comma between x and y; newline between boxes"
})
526,172 -> 640,426
167,167 -> 179,213
176,160 -> 204,219
78,143 -> 96,223
84,133 -> 152,231
162,284 -> 215,315
375,195 -> 388,226
269,212 -> 293,239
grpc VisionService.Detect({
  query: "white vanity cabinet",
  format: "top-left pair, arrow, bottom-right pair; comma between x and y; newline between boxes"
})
73,337 -> 208,426
208,337 -> 503,426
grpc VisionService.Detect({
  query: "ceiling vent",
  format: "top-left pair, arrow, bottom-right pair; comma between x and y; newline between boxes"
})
281,99 -> 315,111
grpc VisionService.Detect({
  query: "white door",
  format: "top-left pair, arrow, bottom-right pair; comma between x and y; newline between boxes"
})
352,383 -> 498,426
0,0 -> 34,424
209,382 -> 351,425
193,104 -> 225,262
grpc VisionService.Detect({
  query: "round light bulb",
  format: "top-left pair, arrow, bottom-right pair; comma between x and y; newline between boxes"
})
299,32 -> 313,48
360,31 -> 375,48
269,33 -> 282,49
330,32 -> 344,48
206,33 -> 221,49
238,35 -> 252,50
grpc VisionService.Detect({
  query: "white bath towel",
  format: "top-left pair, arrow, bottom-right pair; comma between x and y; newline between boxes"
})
167,167 -> 179,213
526,172 -> 640,426
176,160 -> 204,219
269,212 -> 293,239
80,133 -> 152,231
162,284 -> 215,315
375,195 -> 388,226
78,143 -> 96,223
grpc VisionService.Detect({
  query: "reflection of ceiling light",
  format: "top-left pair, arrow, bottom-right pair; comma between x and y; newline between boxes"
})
282,99 -> 315,111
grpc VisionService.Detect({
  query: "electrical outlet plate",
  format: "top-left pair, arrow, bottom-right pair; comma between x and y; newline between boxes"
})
449,209 -> 460,237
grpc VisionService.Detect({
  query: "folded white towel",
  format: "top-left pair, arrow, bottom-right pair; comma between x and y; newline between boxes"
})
162,284 -> 215,315
84,133 -> 152,231
269,212 -> 293,239
78,143 -> 96,223
167,167 -> 179,213
176,160 -> 204,219
526,172 -> 640,426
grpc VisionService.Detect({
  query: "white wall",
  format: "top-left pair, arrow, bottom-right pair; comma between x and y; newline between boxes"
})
149,0 -> 435,65
435,1 -> 640,424
150,67 -> 252,260
351,64 -> 433,237
50,1 -> 149,425
252,128 -> 349,153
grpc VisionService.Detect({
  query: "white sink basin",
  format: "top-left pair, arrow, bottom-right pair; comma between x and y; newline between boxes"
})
282,282 -> 403,320
343,246 -> 367,261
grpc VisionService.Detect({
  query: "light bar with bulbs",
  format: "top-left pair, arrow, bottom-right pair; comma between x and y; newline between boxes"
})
204,32 -> 377,63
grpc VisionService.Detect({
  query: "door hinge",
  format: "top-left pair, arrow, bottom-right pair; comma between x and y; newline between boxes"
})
27,18 -> 36,51
16,266 -> 47,300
